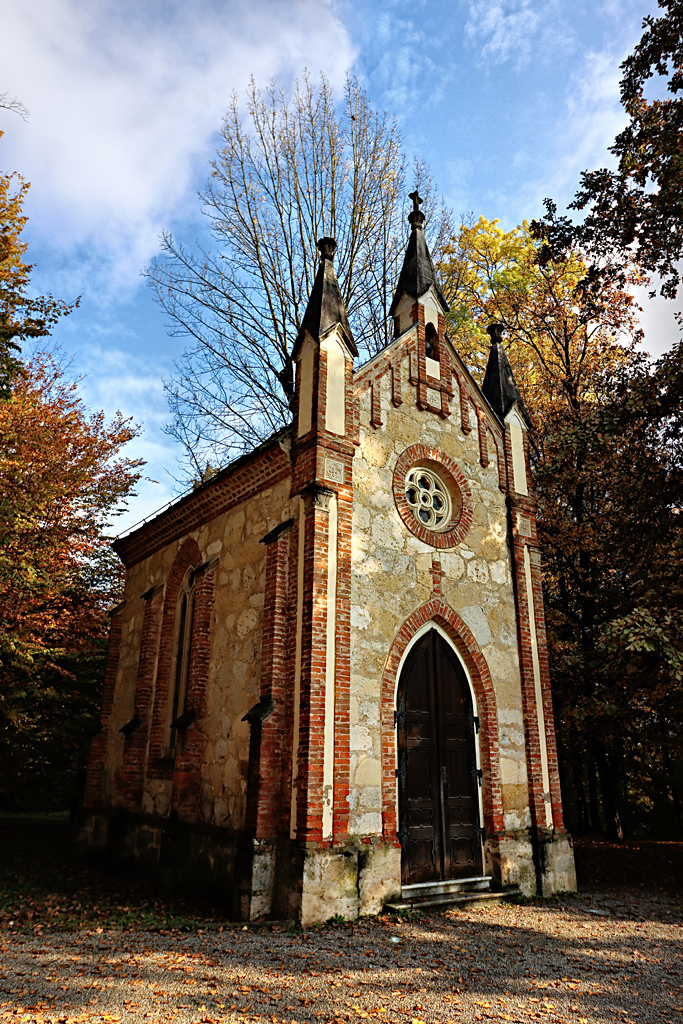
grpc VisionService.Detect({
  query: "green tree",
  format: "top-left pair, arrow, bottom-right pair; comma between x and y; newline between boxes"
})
534,1 -> 683,300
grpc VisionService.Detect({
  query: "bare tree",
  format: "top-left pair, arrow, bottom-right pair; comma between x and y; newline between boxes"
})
0,93 -> 29,120
147,73 -> 450,479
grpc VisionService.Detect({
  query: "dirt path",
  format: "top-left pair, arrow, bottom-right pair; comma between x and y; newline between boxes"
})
1,889 -> 681,1024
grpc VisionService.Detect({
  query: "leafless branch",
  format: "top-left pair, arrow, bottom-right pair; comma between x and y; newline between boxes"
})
147,73 -> 449,479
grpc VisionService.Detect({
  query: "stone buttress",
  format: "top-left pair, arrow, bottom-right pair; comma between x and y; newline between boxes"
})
237,237 -> 366,924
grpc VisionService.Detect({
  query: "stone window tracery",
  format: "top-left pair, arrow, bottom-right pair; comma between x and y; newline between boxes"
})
405,466 -> 452,531
393,444 -> 474,548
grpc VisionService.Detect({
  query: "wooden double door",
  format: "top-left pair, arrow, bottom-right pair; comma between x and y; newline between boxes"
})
397,630 -> 483,884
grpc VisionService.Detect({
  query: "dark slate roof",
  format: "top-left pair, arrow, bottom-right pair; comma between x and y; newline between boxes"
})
293,237 -> 357,358
389,203 -> 449,317
481,324 -> 532,427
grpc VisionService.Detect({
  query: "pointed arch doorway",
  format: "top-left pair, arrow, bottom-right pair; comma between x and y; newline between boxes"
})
396,628 -> 484,884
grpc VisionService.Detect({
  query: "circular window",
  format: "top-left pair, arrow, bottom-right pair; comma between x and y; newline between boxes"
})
393,445 -> 473,548
405,466 -> 452,531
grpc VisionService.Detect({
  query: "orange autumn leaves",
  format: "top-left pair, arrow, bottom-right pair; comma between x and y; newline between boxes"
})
0,352 -> 143,804
0,350 -> 143,672
439,215 -> 644,417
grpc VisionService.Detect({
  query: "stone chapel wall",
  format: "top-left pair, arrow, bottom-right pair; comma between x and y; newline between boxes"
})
350,354 -> 531,843
100,475 -> 292,835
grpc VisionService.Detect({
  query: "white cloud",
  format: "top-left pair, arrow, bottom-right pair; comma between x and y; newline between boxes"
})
487,2 -> 659,223
65,339 -> 185,530
464,0 -> 569,68
634,282 -> 682,358
0,0 -> 355,295
483,44 -> 627,225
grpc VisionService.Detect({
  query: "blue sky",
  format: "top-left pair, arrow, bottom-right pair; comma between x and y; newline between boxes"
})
0,0 -> 674,531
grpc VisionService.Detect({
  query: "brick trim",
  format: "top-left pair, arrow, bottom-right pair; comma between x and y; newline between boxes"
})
119,584 -> 164,810
504,416 -> 565,832
115,440 -> 290,568
245,522 -> 292,839
456,372 -> 472,434
492,430 -> 506,491
279,505 -> 302,839
477,406 -> 490,467
170,556 -> 216,820
295,489 -> 331,841
390,361 -> 403,406
370,379 -> 382,428
333,492 -> 352,841
83,606 -> 124,809
393,444 -> 474,549
380,599 -> 504,841
528,549 -> 565,829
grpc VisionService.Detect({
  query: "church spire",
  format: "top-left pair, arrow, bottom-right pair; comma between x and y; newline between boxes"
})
481,323 -> 531,425
389,190 -> 449,317
294,237 -> 357,357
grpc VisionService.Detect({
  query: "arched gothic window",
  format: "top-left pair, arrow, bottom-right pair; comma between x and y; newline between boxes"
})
165,568 -> 196,753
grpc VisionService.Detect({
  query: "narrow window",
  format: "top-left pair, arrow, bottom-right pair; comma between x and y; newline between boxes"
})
166,569 -> 196,753
425,322 -> 440,361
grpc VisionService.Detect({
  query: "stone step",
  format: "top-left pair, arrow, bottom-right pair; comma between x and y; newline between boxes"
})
401,875 -> 492,899
385,887 -> 522,913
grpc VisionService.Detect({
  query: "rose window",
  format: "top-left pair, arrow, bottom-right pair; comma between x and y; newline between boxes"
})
405,466 -> 453,531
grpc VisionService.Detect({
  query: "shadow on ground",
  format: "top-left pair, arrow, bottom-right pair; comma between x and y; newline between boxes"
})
1,813 -> 682,934
0,813 -> 221,932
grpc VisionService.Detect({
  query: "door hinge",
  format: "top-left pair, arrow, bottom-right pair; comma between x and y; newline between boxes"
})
396,760 -> 408,791
477,825 -> 486,843
471,765 -> 483,787
467,708 -> 480,733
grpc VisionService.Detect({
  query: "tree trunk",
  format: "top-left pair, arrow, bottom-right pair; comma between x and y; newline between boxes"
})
593,739 -> 624,841
588,757 -> 601,834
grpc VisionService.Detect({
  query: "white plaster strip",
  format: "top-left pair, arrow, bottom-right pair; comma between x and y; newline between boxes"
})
523,544 -> 553,827
289,497 -> 305,839
322,493 -> 338,839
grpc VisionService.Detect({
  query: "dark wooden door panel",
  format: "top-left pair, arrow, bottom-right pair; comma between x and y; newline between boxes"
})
398,635 -> 441,883
397,630 -> 483,884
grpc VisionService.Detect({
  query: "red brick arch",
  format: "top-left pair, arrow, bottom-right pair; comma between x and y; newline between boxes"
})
380,598 -> 504,841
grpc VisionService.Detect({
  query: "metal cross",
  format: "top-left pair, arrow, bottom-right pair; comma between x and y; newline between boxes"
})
408,189 -> 423,213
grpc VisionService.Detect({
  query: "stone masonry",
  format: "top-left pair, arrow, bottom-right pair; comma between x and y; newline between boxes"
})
82,203 -> 576,925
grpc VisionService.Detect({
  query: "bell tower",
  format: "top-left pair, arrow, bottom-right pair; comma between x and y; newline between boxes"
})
389,192 -> 452,415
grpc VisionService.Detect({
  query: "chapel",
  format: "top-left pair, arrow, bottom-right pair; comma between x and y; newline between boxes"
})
81,194 -> 577,925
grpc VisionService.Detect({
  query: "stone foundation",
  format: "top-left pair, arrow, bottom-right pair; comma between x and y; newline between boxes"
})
486,829 -> 577,896
80,812 -> 575,922
537,830 -> 577,895
79,813 -> 403,926
486,832 -> 537,895
358,844 -> 402,916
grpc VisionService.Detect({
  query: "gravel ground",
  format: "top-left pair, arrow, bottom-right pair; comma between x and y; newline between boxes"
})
1,889 -> 681,1024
